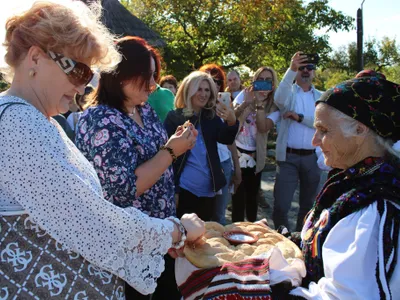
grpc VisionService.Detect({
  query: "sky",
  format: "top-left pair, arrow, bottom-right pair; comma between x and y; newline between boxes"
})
0,0 -> 399,60
320,0 -> 400,49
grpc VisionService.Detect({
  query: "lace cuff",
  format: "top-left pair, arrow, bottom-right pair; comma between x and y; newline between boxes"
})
103,207 -> 174,294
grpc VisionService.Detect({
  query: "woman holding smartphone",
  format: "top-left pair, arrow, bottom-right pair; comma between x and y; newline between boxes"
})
198,64 -> 241,225
164,71 -> 239,221
232,66 -> 280,222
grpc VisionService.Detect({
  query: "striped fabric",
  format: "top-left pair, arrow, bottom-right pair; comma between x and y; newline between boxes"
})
179,258 -> 272,300
376,200 -> 400,300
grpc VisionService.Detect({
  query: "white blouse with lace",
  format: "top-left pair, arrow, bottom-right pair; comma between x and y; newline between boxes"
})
0,95 -> 174,295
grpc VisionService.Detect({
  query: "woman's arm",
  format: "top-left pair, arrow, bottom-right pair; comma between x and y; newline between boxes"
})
256,110 -> 280,133
228,143 -> 242,192
76,110 -> 194,198
135,128 -> 195,196
0,105 -> 204,294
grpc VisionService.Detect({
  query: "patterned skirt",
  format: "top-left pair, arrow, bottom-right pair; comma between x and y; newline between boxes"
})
0,214 -> 125,299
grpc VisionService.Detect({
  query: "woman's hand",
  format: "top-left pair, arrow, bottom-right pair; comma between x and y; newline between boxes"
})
254,91 -> 272,107
165,125 -> 198,157
181,213 -> 205,241
243,86 -> 254,106
216,101 -> 236,126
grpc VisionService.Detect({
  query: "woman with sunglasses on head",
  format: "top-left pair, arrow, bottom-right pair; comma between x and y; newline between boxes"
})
0,1 -> 204,299
75,36 -> 198,299
232,66 -> 280,222
199,64 -> 242,225
164,71 -> 239,221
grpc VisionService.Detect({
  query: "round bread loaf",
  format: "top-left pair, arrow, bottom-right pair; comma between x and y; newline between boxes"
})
184,222 -> 303,268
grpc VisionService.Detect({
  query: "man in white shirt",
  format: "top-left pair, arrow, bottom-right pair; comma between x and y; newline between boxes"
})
226,70 -> 244,100
273,51 -> 323,231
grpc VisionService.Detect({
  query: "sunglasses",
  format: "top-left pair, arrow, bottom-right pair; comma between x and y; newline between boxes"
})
299,64 -> 316,71
48,51 -> 94,87
213,78 -> 223,86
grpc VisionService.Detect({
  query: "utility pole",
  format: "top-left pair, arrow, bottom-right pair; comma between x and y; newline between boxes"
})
357,0 -> 365,72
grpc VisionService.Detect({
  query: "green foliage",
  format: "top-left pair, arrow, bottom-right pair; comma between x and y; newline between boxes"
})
326,37 -> 400,74
318,37 -> 400,90
0,76 -> 9,92
121,0 -> 353,80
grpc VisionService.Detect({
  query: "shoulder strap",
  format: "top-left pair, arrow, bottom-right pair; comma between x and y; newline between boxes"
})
0,102 -> 28,121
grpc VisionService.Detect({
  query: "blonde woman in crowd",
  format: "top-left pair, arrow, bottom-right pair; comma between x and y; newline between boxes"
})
164,71 -> 239,221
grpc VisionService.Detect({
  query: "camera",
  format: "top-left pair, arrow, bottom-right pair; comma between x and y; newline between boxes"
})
304,53 -> 319,65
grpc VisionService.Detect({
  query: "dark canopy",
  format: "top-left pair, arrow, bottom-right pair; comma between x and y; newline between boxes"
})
81,0 -> 166,47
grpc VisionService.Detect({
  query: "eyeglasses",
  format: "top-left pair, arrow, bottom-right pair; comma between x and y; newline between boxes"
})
48,51 -> 94,87
299,64 -> 316,71
213,78 -> 223,86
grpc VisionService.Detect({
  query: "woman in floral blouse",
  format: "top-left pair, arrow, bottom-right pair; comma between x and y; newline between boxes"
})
75,36 -> 196,299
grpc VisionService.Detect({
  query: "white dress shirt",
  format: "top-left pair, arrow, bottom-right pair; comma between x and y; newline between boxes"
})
287,86 -> 316,150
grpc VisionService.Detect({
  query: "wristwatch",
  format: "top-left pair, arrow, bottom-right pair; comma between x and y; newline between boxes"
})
297,113 -> 304,123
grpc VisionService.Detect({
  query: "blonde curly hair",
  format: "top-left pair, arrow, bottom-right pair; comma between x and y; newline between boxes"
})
1,0 -> 120,81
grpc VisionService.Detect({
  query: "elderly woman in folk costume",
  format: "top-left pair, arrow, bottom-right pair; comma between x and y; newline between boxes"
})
0,1 -> 204,298
286,76 -> 400,299
177,76 -> 400,300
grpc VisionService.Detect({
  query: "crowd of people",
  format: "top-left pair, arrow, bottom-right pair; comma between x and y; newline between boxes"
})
1,1 -> 399,299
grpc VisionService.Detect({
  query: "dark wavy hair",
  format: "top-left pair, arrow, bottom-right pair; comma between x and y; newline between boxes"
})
159,75 -> 178,90
86,36 -> 161,114
199,63 -> 226,92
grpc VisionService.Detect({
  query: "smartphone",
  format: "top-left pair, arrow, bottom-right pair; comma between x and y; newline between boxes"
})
218,92 -> 231,107
252,80 -> 272,91
305,53 -> 319,64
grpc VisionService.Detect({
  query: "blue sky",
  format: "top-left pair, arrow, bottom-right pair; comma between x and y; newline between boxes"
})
320,0 -> 400,49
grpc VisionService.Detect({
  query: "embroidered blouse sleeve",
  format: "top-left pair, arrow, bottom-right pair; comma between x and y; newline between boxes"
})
290,202 -> 400,299
0,103 -> 173,295
75,109 -> 139,205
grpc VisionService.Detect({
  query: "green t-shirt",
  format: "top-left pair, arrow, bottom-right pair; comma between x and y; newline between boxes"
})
147,85 -> 175,122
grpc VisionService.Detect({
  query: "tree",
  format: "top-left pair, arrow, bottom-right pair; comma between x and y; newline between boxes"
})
327,37 -> 400,74
317,37 -> 400,90
121,0 -> 353,79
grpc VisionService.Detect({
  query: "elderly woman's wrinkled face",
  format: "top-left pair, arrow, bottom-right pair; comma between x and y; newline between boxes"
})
312,104 -> 360,169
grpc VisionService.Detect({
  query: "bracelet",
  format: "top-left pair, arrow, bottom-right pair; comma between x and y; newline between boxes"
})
167,217 -> 187,249
160,145 -> 177,162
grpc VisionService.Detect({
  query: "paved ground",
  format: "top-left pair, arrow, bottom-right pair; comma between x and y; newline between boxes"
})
225,168 -> 328,231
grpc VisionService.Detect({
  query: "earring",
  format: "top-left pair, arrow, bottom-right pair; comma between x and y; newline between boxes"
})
28,69 -> 36,78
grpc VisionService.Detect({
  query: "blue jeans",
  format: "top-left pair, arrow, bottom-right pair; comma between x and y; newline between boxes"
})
212,159 -> 233,225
